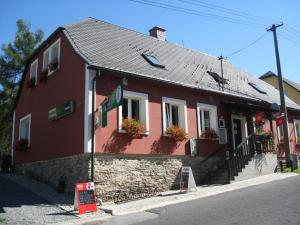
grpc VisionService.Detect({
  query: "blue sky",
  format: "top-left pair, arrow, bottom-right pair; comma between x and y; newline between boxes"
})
1,0 -> 299,83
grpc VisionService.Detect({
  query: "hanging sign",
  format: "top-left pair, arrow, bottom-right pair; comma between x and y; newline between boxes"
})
180,166 -> 197,192
99,78 -> 127,127
255,111 -> 265,126
275,114 -> 284,127
48,100 -> 75,121
74,182 -> 97,215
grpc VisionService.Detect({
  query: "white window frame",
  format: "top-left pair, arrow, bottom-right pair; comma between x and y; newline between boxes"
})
118,90 -> 149,135
277,125 -> 284,142
294,119 -> 300,144
162,97 -> 188,134
197,103 -> 218,138
19,114 -> 31,145
30,59 -> 38,85
43,38 -> 61,76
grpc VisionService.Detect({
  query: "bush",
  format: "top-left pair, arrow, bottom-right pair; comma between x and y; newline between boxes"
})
165,125 -> 187,142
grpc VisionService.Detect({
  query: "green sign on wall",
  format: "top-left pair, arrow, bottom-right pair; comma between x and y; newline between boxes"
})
48,100 -> 75,121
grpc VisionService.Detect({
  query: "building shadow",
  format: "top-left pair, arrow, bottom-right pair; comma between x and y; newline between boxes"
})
102,130 -> 134,153
150,136 -> 178,154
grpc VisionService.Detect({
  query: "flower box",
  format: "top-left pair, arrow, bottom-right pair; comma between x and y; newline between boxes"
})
200,129 -> 219,140
122,118 -> 145,137
48,58 -> 59,72
165,125 -> 187,142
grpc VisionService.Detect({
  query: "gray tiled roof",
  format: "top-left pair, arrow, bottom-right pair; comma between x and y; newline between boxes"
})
63,18 -> 300,110
260,71 -> 300,92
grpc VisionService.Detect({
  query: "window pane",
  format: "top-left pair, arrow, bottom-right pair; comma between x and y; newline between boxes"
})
122,98 -> 128,119
20,118 -> 30,140
51,43 -> 59,63
204,110 -> 210,131
296,122 -> 300,142
171,105 -> 179,126
131,99 -> 140,120
30,62 -> 37,79
279,126 -> 284,141
43,51 -> 50,70
165,103 -> 170,128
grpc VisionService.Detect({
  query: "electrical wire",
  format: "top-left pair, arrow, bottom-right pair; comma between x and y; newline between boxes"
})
278,32 -> 300,47
177,0 -> 274,26
129,0 -> 266,28
225,32 -> 268,58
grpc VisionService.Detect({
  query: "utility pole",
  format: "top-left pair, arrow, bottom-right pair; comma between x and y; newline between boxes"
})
218,55 -> 224,91
267,23 -> 291,166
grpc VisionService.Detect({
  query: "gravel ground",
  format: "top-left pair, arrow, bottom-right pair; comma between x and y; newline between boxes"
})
0,174 -> 77,225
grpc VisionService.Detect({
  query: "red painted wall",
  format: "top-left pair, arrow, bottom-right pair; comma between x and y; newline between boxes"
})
95,71 -> 228,156
14,31 -> 86,164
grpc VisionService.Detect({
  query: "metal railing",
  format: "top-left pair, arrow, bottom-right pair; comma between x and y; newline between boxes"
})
226,134 -> 256,182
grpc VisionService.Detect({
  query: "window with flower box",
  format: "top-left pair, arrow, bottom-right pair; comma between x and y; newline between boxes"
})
118,91 -> 149,134
162,97 -> 188,134
43,39 -> 60,76
294,120 -> 300,144
29,59 -> 38,86
19,114 -> 31,145
197,103 -> 218,138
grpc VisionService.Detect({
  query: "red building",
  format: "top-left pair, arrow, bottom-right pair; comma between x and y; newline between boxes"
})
12,18 -> 300,199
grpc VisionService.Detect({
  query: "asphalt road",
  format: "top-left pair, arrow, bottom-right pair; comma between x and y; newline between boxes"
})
103,175 -> 300,225
0,174 -> 76,225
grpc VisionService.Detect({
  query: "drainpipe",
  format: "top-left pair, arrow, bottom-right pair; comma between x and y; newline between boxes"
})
88,66 -> 101,182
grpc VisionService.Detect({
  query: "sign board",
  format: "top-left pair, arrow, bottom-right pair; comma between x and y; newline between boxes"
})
180,166 -> 197,192
103,84 -> 123,114
74,182 -> 97,214
48,100 -> 75,121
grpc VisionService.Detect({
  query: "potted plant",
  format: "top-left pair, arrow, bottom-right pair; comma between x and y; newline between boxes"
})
200,129 -> 219,139
165,125 -> 187,142
15,139 -> 29,151
122,118 -> 145,137
28,77 -> 36,88
48,58 -> 59,72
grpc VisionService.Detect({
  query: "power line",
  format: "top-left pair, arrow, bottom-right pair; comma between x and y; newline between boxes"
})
278,32 -> 300,47
225,32 -> 268,58
178,0 -> 274,26
285,24 -> 300,36
129,0 -> 266,28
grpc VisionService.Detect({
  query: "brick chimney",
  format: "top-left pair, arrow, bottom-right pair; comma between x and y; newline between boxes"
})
149,26 -> 166,41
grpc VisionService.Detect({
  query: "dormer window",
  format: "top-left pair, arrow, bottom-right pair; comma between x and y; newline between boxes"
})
207,71 -> 228,84
43,39 -> 60,75
248,82 -> 267,94
142,53 -> 165,68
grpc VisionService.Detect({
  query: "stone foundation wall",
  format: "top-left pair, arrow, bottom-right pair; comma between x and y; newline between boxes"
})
14,154 -> 223,201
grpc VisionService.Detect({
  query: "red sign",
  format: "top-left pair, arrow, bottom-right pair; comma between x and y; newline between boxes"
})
255,111 -> 265,126
275,115 -> 284,127
74,182 -> 97,214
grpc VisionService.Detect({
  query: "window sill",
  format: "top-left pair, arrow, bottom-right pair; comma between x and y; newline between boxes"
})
198,137 -> 219,141
118,129 -> 149,136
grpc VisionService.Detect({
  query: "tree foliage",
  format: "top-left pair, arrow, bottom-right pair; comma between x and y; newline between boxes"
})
0,19 -> 43,155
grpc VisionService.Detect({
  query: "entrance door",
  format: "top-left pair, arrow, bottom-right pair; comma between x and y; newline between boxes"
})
231,115 -> 248,149
233,119 -> 242,148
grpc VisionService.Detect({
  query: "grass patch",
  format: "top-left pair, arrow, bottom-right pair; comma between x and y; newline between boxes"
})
282,167 -> 300,174
0,217 -> 7,224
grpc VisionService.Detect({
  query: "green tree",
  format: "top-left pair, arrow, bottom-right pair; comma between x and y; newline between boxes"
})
0,19 -> 43,155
